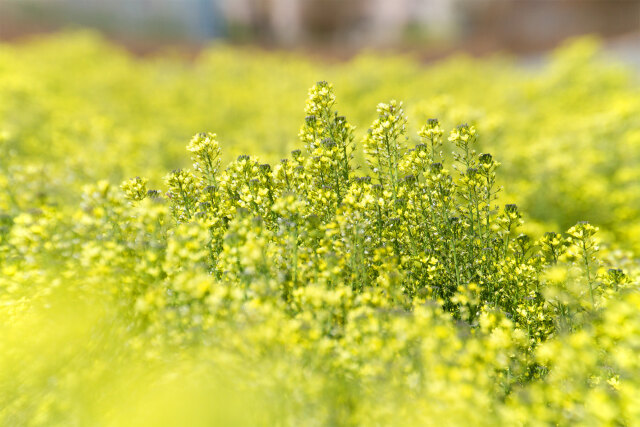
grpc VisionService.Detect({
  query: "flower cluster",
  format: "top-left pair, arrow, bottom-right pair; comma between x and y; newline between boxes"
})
121,176 -> 148,202
125,82 -> 627,353
101,82 -> 636,425
2,52 -> 640,425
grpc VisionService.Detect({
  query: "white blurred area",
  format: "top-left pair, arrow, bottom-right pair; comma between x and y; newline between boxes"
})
0,0 -> 639,52
221,0 -> 457,45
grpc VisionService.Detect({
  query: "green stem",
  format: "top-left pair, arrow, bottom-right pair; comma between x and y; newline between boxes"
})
582,241 -> 595,308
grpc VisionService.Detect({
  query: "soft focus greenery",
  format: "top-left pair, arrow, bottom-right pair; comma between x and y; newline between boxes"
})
1,33 -> 640,425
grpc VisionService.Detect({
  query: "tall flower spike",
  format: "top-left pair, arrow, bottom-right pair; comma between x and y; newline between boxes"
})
304,80 -> 336,117
299,81 -> 337,152
449,123 -> 478,168
165,169 -> 198,222
418,118 -> 444,162
187,132 -> 221,186
363,100 -> 407,191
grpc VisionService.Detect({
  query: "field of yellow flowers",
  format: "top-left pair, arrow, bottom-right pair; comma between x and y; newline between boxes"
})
1,32 -> 640,425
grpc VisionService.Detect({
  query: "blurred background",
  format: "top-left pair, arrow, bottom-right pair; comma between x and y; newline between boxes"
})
2,0 -> 640,247
1,0 -> 639,58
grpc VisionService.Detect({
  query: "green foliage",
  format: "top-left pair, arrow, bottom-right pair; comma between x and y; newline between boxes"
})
1,34 -> 640,426
2,34 -> 640,253
126,82 -> 627,347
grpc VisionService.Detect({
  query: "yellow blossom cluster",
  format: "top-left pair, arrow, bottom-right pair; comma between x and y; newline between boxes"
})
1,34 -> 640,426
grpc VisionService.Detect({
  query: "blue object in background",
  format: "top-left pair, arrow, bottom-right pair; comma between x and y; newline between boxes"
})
193,0 -> 225,39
